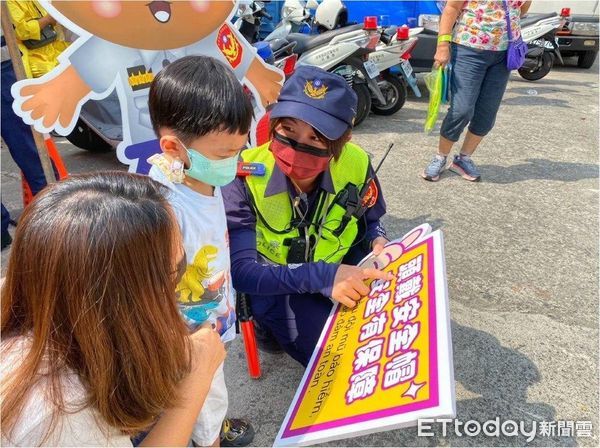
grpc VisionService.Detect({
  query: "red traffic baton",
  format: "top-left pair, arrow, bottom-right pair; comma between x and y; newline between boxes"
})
236,292 -> 261,379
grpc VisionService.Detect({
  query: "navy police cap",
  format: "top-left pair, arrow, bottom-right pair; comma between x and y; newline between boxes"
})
270,65 -> 358,140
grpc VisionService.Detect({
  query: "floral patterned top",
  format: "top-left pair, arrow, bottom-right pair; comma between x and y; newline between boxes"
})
453,1 -> 524,51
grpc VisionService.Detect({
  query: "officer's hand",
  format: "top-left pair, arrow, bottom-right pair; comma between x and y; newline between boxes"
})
19,66 -> 92,131
371,236 -> 389,256
331,265 -> 394,309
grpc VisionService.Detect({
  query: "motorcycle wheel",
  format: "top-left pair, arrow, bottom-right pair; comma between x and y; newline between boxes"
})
577,51 -> 598,69
518,52 -> 553,81
371,73 -> 407,116
65,118 -> 113,152
353,82 -> 371,126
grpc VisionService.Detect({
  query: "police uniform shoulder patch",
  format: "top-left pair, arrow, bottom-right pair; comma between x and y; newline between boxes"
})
361,179 -> 378,208
304,79 -> 328,99
216,24 -> 243,69
127,65 -> 154,91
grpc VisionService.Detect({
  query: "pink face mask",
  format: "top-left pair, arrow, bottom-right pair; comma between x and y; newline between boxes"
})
270,132 -> 331,180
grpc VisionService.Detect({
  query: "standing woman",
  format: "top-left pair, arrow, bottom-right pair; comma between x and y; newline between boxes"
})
422,0 -> 532,182
1,172 -> 224,446
7,0 -> 69,78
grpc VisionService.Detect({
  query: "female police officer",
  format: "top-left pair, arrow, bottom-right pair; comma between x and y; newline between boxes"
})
222,66 -> 392,366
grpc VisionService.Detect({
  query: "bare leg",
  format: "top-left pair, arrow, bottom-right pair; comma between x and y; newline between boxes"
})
459,131 -> 484,156
210,437 -> 220,447
438,135 -> 454,156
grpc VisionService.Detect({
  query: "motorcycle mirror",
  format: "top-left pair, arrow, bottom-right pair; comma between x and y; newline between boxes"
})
306,0 -> 319,10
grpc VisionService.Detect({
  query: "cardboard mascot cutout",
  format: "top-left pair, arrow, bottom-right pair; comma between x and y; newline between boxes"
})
11,1 -> 283,173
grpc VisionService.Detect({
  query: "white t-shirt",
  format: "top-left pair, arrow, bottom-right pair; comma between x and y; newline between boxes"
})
149,167 -> 237,343
1,338 -> 132,447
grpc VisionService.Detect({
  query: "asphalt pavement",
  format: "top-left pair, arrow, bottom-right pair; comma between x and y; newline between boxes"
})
1,57 -> 598,447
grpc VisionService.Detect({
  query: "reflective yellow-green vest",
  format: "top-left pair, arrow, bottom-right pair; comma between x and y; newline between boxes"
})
241,141 -> 370,265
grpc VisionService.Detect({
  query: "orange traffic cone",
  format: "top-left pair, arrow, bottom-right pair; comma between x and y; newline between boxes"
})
43,133 -> 68,179
21,134 -> 68,207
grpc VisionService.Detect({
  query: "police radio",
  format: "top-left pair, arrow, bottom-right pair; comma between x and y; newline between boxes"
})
332,143 -> 394,237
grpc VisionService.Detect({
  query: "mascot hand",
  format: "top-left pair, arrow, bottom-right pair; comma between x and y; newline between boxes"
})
18,66 -> 91,131
246,58 -> 284,107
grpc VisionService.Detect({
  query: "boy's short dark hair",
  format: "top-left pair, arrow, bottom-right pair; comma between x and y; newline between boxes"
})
149,56 -> 253,144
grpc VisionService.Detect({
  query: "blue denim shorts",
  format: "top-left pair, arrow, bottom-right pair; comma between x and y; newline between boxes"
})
440,44 -> 510,142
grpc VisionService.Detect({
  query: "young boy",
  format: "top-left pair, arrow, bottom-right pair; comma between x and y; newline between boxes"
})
147,55 -> 256,447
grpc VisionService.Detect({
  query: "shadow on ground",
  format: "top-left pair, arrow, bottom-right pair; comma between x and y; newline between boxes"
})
478,158 -> 599,184
382,213 -> 446,238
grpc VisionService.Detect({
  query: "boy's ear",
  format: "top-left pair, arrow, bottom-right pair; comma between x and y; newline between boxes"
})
344,131 -> 352,144
160,135 -> 184,158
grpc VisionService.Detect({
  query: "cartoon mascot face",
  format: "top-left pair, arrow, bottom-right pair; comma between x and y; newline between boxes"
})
52,1 -> 236,50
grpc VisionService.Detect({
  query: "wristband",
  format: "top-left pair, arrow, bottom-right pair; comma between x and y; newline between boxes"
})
437,34 -> 452,44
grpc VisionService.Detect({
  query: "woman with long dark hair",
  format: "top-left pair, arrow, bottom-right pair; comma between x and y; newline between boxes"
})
1,172 -> 225,446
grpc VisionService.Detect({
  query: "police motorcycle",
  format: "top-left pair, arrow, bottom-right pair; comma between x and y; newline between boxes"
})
285,20 -> 382,126
365,24 -> 422,115
411,6 -> 566,82
263,0 -> 317,41
234,0 -> 273,44
267,0 -> 423,116
232,0 -> 299,76
518,11 -> 568,81
64,92 -> 122,153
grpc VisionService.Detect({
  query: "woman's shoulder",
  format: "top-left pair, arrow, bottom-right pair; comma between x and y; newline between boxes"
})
1,337 -> 132,447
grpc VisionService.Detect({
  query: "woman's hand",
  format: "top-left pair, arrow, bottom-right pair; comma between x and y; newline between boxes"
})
140,325 -> 225,447
434,42 -> 451,68
331,265 -> 394,308
38,14 -> 57,29
434,0 -> 462,68
371,236 -> 390,256
189,325 -> 226,377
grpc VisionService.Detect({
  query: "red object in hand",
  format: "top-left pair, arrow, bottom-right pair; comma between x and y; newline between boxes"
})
363,16 -> 378,30
397,24 -> 410,40
560,7 -> 571,17
240,321 -> 261,379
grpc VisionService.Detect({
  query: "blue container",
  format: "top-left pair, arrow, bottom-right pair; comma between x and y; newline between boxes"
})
258,1 -> 442,37
347,1 -> 441,27
253,41 -> 275,64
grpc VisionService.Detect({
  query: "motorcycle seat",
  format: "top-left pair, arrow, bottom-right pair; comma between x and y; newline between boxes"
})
380,26 -> 398,45
520,12 -> 558,28
269,38 -> 291,53
288,23 -> 363,54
